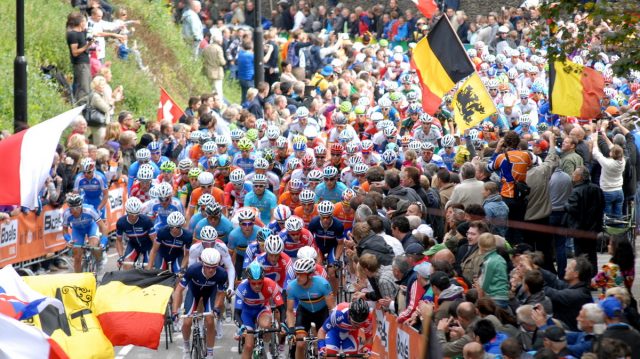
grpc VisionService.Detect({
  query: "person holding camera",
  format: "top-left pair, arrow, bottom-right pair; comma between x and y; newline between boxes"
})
66,12 -> 94,101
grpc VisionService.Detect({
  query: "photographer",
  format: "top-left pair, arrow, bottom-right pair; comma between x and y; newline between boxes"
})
66,12 -> 94,101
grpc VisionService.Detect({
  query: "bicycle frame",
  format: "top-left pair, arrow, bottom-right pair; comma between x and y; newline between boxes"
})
182,312 -> 214,359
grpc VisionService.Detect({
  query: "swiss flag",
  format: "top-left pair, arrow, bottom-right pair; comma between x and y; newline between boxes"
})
412,0 -> 438,19
157,88 -> 185,124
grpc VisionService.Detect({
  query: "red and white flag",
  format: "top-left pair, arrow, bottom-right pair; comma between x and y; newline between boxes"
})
0,107 -> 84,209
412,0 -> 438,19
0,313 -> 69,359
157,88 -> 185,124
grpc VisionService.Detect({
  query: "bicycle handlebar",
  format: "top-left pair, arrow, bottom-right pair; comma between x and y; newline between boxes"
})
181,312 -> 215,319
72,244 -> 102,250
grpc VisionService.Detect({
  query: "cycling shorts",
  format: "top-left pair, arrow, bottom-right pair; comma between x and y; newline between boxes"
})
324,328 -> 360,354
240,306 -> 272,331
184,289 -> 217,315
295,306 -> 329,334
71,222 -> 99,246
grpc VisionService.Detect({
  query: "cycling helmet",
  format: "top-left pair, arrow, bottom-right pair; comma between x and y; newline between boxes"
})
345,141 -> 360,155
389,92 -> 402,102
293,258 -> 316,274
419,113 -> 434,124
200,247 -> 221,266
386,142 -> 399,153
297,246 -> 318,260
422,142 -> 435,151
406,91 -> 419,103
66,193 -> 83,207
400,73 -> 413,84
246,129 -> 259,142
353,163 -> 369,175
237,207 -> 256,221
204,202 -> 222,217
230,128 -> 245,140
252,173 -> 268,185
360,140 -> 374,153
299,190 -> 316,204
148,186 -> 159,199
338,130 -> 353,143
441,134 -> 456,148
215,135 -> 230,146
276,136 -> 288,149
301,154 -> 315,168
467,48 -> 477,58
289,178 -> 304,193
347,155 -> 362,168
333,112 -> 348,126
519,88 -> 530,98
254,157 -> 269,170
487,79 -> 499,89
137,164 -> 155,180
219,154 -> 232,167
339,101 -> 352,114
273,204 -> 292,222
408,141 -> 422,152
237,138 -> 254,151
125,197 -> 143,214
287,158 -> 300,171
167,211 -> 185,227
255,118 -> 267,131
262,148 -> 275,163
519,114 -> 531,125
330,143 -> 344,155
482,122 -> 495,131
81,158 -> 95,172
378,97 -> 392,108
370,112 -> 384,123
178,159 -> 193,171
407,103 -> 421,115
188,167 -> 203,179
147,141 -> 162,152
357,97 -> 370,108
229,168 -> 246,184
292,141 -> 307,152
264,235 -> 284,255
469,129 -> 480,141
256,227 -> 273,243
349,298 -> 370,323
308,169 -> 323,182
342,188 -> 356,203
200,132 -> 212,143
190,131 -> 202,143
285,216 -> 304,232
136,148 -> 151,161
537,122 -> 549,132
198,171 -> 214,186
296,107 -> 310,119
202,141 -> 217,153
480,63 -> 490,72
400,134 -> 412,146
266,126 -> 280,140
383,126 -> 398,138
160,161 -> 176,172
496,54 -> 507,64
381,150 -> 397,165
200,226 -> 219,242
156,182 -> 174,199
323,166 -> 339,178
314,145 -> 327,157
245,262 -> 265,281
354,105 -> 366,115
317,200 -> 335,216
507,68 -> 518,80
198,193 -> 214,207
487,68 -> 497,78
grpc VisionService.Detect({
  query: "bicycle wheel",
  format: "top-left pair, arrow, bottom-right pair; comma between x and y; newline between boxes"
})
192,332 -> 204,359
238,335 -> 244,355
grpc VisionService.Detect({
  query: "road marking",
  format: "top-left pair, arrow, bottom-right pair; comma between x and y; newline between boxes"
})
115,344 -> 133,359
108,252 -> 119,258
230,346 -> 238,352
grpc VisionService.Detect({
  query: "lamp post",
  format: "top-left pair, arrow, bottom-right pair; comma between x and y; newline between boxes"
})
253,0 -> 264,87
14,0 -> 28,132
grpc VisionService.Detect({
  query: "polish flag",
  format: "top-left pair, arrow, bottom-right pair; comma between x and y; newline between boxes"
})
412,0 -> 438,19
157,88 -> 185,124
0,107 -> 84,209
0,313 -> 69,359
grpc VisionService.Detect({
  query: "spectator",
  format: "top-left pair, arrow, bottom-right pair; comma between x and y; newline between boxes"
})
202,31 -> 226,97
181,0 -> 204,57
598,296 -> 640,359
391,216 -> 420,250
86,75 -> 112,145
567,303 -> 605,357
592,233 -> 636,297
437,301 -> 480,358
559,136 -> 583,176
476,233 -> 509,309
447,162 -> 485,209
548,156 -> 572,278
353,253 -> 398,310
541,326 -> 572,358
482,181 -> 508,237
66,12 -> 93,101
351,222 -> 394,266
457,220 -> 489,285
237,41 -> 255,104
431,271 -> 464,322
592,131 -> 625,218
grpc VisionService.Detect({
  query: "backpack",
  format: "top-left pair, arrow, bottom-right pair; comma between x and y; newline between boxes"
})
287,42 -> 300,67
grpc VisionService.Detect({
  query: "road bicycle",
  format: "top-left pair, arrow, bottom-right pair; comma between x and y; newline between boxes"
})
239,326 -> 281,359
181,312 -> 214,359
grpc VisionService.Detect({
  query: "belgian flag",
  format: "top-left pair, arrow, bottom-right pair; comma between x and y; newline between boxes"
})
94,270 -> 175,349
549,60 -> 605,119
411,16 -> 475,115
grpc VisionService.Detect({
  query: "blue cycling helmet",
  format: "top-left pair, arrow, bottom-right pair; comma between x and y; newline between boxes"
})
293,141 -> 307,152
256,227 -> 273,243
147,141 -> 162,152
245,262 -> 265,280
386,142 -> 399,153
487,68 -> 497,77
217,153 -> 230,167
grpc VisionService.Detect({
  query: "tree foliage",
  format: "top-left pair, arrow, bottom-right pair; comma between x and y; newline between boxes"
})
532,0 -> 640,76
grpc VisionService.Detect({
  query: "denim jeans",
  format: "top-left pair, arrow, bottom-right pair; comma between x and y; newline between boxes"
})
603,189 -> 624,218
239,79 -> 253,104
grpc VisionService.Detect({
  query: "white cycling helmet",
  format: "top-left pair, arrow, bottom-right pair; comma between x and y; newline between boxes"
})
308,169 -> 323,181
323,166 -> 339,178
252,173 -> 268,185
382,150 -> 397,165
285,216 -> 304,232
299,189 -> 316,204
229,168 -> 246,184
254,158 -> 269,170
198,193 -> 215,207
317,200 -> 335,216
273,204 -> 292,222
266,126 -> 280,140
200,225 -> 219,242
297,246 -> 318,260
202,141 -> 217,153
264,235 -> 284,255
296,107 -> 310,119
293,258 -> 316,274
215,135 -> 230,146
370,112 -> 384,123
156,182 -> 173,199
237,207 -> 256,221
167,211 -> 185,227
353,163 -> 369,175
200,247 -> 221,266
136,148 -> 151,161
441,134 -> 456,148
125,197 -> 143,214
198,171 -> 214,186
178,158 -> 193,171
137,163 -> 155,180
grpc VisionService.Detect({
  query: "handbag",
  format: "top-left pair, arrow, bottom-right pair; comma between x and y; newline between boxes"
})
83,92 -> 107,127
504,151 -> 531,201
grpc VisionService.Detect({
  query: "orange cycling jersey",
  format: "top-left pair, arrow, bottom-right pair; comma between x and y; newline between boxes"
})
333,202 -> 354,231
189,186 -> 225,209
294,205 -> 318,227
489,150 -> 532,199
189,144 -> 203,162
278,191 -> 301,212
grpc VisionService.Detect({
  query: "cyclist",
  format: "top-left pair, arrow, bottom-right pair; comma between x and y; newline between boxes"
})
243,227 -> 272,269
293,189 -> 318,227
115,197 -> 156,270
174,159 -> 193,191
194,203 -> 234,244
287,258 -> 335,359
234,262 -> 285,359
244,174 -> 277,225
278,178 -> 304,213
279,216 -> 316,259
232,137 -> 256,174
333,189 -> 355,234
253,235 -> 295,291
148,141 -> 170,167
129,163 -> 155,203
62,193 -> 108,273
224,168 -> 251,212
308,201 -> 345,292
228,208 -> 260,280
438,134 -> 458,172
157,160 -> 178,189
147,211 -> 192,273
269,204 -> 292,234
127,148 -> 160,192
210,154 -> 233,188
144,182 -> 184,231
188,193 -> 214,232
173,248 -> 227,359
246,157 -> 280,193
186,171 -> 224,223
297,246 -> 327,278
178,167 -> 202,209
74,158 -> 108,218
314,166 -> 347,203
317,298 -> 374,357
198,140 -> 218,170
307,170 -> 323,192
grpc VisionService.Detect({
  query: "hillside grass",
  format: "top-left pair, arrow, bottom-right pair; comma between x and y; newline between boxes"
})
0,0 -> 240,130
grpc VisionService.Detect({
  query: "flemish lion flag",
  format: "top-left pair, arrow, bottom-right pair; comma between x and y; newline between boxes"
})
94,269 -> 175,349
157,87 -> 185,124
411,16 -> 475,115
549,60 -> 604,119
452,73 -> 497,131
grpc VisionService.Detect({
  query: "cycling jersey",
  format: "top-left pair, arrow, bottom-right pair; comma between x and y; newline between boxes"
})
294,205 -> 318,227
252,252 -> 295,290
143,197 -> 184,230
129,180 -> 152,203
127,161 -> 160,192
115,214 -> 155,260
154,226 -> 193,271
189,211 -> 205,232
188,187 -> 225,211
438,148 -> 457,172
188,240 -> 235,291
242,241 -> 262,269
246,171 -> 280,193
235,278 -> 284,330
232,153 -> 256,174
320,302 -> 374,354
62,204 -> 102,245
227,225 -> 259,257
332,203 -> 353,233
314,182 -> 347,204
180,263 -> 228,315
193,215 -> 233,244
73,172 -> 108,214
224,182 -> 251,209
308,216 -> 344,263
244,190 -> 278,224
287,276 -> 332,313
268,221 -> 284,234
177,182 -> 194,209
278,228 -> 316,259
278,191 -> 302,213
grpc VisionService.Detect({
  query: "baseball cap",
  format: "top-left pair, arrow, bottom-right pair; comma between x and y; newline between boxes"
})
405,243 -> 425,256
430,271 -> 451,290
320,65 -> 334,77
414,261 -> 432,278
544,326 -> 566,342
599,296 -> 623,318
534,139 -> 549,152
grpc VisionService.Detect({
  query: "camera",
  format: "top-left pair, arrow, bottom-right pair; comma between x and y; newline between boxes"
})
137,117 -> 147,125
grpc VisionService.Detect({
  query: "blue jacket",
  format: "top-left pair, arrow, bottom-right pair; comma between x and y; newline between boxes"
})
483,193 -> 509,237
566,331 -> 595,358
236,50 -> 254,81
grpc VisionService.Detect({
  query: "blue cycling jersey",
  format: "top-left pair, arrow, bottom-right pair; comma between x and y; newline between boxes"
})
189,212 -> 205,232
228,225 -> 259,257
127,161 -> 161,192
63,204 -> 101,231
438,149 -> 457,171
115,214 -> 155,250
144,197 -> 184,228
243,241 -> 261,269
193,215 -> 233,244
308,216 -> 344,255
244,190 -> 277,224
314,182 -> 347,204
155,226 -> 193,260
232,153 -> 256,174
268,221 -> 284,234
287,276 -> 333,313
179,263 -> 228,295
73,172 -> 108,209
